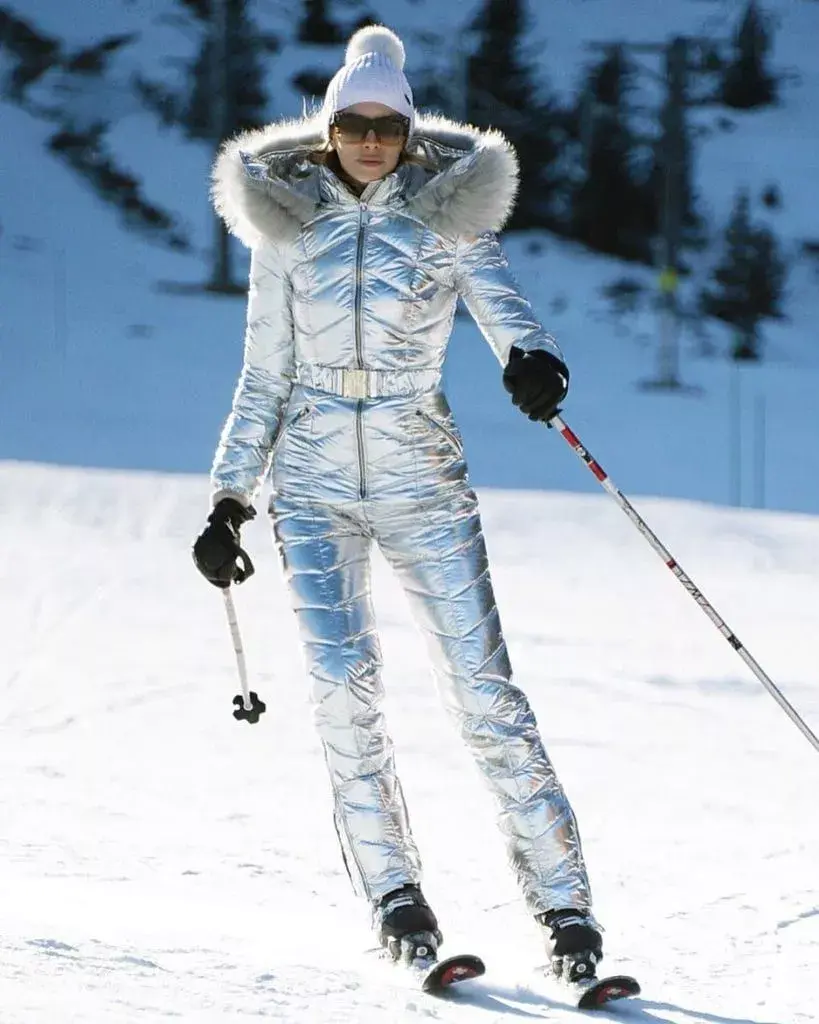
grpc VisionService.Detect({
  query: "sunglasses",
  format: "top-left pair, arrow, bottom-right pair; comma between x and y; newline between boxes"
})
332,112 -> 410,146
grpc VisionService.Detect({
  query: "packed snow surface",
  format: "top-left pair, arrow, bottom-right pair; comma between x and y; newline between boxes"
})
3,0 -> 819,1017
2,461 -> 817,1022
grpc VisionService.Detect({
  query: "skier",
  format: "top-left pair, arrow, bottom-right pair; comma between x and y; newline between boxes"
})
193,24 -> 603,983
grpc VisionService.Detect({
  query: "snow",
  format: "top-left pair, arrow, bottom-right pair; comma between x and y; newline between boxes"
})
3,0 -> 819,1018
2,460 -> 818,1022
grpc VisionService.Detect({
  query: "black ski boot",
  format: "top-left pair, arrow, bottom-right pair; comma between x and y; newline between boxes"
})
374,884 -> 443,966
538,909 -> 603,983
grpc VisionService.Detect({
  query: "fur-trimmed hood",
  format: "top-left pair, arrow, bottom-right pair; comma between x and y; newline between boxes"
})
211,113 -> 519,249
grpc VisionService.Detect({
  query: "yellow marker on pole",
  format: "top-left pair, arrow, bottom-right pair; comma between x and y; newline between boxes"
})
659,267 -> 678,294
656,267 -> 679,386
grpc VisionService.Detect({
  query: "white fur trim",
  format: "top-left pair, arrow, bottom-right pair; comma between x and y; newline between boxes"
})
211,117 -> 325,248
211,113 -> 519,248
407,115 -> 519,238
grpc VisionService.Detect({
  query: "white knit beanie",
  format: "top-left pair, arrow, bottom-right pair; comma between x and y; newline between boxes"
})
322,25 -> 415,136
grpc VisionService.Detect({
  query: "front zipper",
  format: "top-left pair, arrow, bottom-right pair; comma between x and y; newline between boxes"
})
353,202 -> 367,369
354,202 -> 368,498
416,409 -> 464,460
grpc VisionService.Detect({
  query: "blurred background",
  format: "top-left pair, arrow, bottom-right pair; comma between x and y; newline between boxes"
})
1,0 -> 817,513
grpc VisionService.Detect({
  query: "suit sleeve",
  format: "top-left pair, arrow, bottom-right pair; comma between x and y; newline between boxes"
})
210,241 -> 295,506
452,231 -> 564,366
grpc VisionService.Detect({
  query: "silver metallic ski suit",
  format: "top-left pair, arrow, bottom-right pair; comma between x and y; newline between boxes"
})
210,114 -> 594,918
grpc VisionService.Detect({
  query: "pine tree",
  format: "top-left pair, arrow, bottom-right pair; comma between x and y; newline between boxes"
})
136,0 -> 276,138
136,0 -> 278,289
701,188 -> 787,360
650,37 -> 701,266
298,0 -> 342,45
49,126 -> 189,250
466,0 -> 564,230
0,9 -> 188,250
568,46 -> 658,262
721,1 -> 777,109
0,7 -> 61,99
174,0 -> 274,141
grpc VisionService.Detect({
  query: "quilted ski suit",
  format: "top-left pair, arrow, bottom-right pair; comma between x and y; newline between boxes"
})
210,113 -> 594,917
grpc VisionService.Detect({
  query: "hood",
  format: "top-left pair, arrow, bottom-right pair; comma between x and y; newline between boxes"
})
211,113 -> 519,249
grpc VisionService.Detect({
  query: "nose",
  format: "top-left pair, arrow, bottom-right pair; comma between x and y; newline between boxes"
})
363,128 -> 380,147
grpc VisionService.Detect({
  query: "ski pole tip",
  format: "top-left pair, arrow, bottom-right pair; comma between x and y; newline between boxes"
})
232,691 -> 266,724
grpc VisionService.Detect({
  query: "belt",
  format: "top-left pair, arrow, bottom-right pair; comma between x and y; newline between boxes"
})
295,363 -> 440,399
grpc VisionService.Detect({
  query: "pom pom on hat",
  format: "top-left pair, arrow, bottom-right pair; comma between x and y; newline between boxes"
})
345,25 -> 406,70
322,24 -> 415,134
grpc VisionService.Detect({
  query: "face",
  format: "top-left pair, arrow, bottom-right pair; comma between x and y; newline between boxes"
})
331,101 -> 408,185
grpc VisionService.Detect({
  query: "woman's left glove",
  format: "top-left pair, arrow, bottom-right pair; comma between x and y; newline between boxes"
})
193,497 -> 257,588
502,345 -> 569,422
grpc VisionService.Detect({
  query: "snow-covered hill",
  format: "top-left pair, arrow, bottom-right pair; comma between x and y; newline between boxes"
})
1,0 -> 819,512
3,5 -> 819,1020
2,460 -> 818,1022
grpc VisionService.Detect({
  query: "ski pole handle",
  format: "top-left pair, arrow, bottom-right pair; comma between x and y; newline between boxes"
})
548,413 -> 819,755
232,544 -> 255,585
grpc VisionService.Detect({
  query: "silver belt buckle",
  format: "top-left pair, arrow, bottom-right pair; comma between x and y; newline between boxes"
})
341,368 -> 371,399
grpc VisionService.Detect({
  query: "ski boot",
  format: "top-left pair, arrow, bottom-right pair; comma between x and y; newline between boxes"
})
374,884 -> 443,968
538,908 -> 603,983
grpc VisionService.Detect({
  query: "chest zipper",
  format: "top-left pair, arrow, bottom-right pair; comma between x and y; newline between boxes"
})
354,203 -> 368,499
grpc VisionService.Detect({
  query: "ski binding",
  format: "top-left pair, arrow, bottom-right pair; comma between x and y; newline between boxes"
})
390,932 -> 485,994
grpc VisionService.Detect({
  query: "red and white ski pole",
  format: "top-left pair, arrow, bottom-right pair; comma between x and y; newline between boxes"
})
549,413 -> 819,755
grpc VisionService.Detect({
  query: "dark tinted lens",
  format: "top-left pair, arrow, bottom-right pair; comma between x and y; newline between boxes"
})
333,113 -> 369,142
334,114 -> 408,143
373,116 -> 409,142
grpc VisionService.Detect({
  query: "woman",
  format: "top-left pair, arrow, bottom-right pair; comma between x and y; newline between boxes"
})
194,25 -> 604,981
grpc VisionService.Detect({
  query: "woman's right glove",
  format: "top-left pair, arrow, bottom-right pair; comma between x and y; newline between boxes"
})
502,345 -> 569,422
193,497 -> 256,588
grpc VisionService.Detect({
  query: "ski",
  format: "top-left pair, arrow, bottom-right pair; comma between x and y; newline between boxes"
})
559,973 -> 641,1011
381,929 -> 634,1005
418,953 -> 486,994
385,932 -> 485,994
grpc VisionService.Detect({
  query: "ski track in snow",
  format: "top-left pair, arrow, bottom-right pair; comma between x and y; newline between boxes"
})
1,463 -> 817,1022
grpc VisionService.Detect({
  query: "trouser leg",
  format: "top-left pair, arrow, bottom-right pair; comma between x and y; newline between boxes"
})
272,498 -> 421,902
373,492 -> 594,918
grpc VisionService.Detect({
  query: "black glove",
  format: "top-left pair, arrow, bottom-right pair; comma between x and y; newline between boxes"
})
192,497 -> 257,588
502,345 -> 569,422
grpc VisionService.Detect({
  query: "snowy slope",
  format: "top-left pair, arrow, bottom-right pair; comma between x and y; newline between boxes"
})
2,461 -> 818,1022
3,6 -> 819,1020
1,0 -> 819,512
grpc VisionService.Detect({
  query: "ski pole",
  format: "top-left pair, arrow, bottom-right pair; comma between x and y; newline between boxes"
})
222,586 -> 266,725
549,412 -> 819,755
